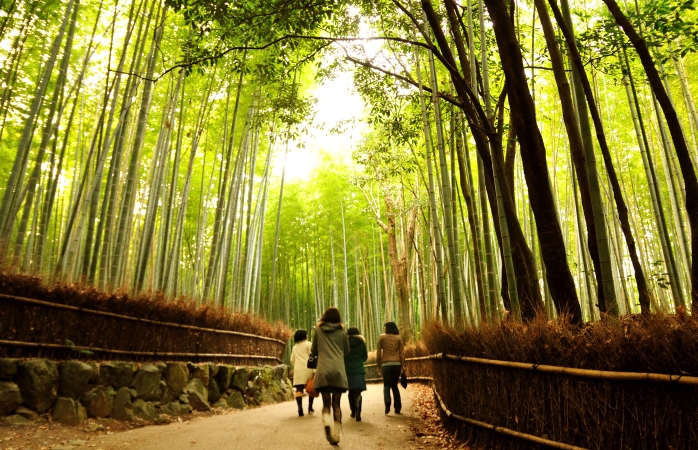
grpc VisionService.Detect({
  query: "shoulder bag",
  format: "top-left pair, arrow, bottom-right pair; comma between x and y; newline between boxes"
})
307,352 -> 318,369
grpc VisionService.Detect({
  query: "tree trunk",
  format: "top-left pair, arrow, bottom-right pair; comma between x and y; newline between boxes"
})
549,0 -> 655,315
423,0 -> 544,321
479,0 -> 582,322
535,0 -> 614,315
383,195 -> 417,344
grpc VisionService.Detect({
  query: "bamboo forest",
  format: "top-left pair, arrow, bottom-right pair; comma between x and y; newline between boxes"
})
2,0 -> 698,344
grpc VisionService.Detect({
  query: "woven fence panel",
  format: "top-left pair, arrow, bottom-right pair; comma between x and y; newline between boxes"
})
0,299 -> 286,365
431,358 -> 698,450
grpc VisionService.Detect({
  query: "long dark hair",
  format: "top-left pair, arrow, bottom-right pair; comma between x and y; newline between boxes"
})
294,329 -> 308,343
384,322 -> 399,335
320,307 -> 342,324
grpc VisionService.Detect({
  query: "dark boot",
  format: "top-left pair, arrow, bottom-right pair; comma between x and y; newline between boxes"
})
348,390 -> 356,418
355,395 -> 362,422
296,397 -> 304,417
383,383 -> 391,415
308,395 -> 314,413
323,411 -> 335,444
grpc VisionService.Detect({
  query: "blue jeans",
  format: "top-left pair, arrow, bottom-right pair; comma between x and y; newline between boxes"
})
382,364 -> 402,412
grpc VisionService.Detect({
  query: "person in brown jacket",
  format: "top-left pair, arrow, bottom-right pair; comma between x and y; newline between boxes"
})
376,321 -> 405,415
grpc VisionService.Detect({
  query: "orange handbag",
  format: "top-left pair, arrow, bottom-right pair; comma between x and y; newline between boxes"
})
305,375 -> 320,397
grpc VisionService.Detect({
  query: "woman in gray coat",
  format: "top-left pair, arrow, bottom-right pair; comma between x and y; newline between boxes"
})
311,307 -> 350,445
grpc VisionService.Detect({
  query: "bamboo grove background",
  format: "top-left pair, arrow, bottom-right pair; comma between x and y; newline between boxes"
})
0,0 -> 697,348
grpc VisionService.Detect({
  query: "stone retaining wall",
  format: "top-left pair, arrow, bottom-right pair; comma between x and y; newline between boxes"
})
0,358 -> 293,426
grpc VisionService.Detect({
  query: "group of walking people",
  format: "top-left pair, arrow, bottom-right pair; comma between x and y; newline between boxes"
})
290,307 -> 406,445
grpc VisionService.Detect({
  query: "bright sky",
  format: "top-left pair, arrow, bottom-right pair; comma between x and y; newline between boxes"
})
273,69 -> 366,182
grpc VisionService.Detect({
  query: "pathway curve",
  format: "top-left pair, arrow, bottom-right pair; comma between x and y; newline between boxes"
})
92,384 -> 432,450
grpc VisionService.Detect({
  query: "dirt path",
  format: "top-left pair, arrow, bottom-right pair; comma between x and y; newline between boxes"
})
76,384 -> 436,450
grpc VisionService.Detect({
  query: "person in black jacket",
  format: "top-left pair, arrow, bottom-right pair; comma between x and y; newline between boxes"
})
344,327 -> 368,421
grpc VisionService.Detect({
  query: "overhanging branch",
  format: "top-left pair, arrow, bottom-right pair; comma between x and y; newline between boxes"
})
113,34 -> 434,82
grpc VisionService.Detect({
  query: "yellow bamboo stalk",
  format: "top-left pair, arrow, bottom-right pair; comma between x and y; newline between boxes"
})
366,353 -> 698,386
436,353 -> 698,386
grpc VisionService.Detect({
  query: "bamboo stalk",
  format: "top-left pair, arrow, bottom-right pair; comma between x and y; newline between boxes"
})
0,340 -> 281,362
0,293 -> 286,345
401,353 -> 698,385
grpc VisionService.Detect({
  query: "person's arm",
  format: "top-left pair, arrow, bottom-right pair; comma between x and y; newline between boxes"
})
311,330 -> 318,356
343,331 -> 350,355
290,346 -> 296,367
376,335 -> 383,374
360,341 -> 368,362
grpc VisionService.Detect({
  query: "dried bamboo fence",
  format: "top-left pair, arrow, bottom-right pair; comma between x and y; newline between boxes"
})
0,293 -> 287,365
366,353 -> 698,449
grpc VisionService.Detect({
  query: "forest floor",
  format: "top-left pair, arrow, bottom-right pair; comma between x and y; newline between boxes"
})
0,383 -> 465,450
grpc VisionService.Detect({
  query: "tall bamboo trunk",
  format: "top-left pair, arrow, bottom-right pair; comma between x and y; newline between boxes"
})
474,0 -> 582,322
203,69 -> 245,301
603,0 -> 698,311
426,44 -> 464,323
535,0 -> 613,313
619,47 -> 683,310
12,0 -> 81,266
0,0 -> 76,240
111,1 -> 167,286
414,46 -> 447,320
454,116 -> 487,324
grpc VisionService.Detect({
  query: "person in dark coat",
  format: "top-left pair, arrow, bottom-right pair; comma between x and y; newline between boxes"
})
311,307 -> 350,445
344,327 -> 368,421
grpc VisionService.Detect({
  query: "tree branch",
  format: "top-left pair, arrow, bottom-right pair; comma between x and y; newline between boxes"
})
113,34 -> 434,82
357,183 -> 390,233
344,56 -> 462,107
